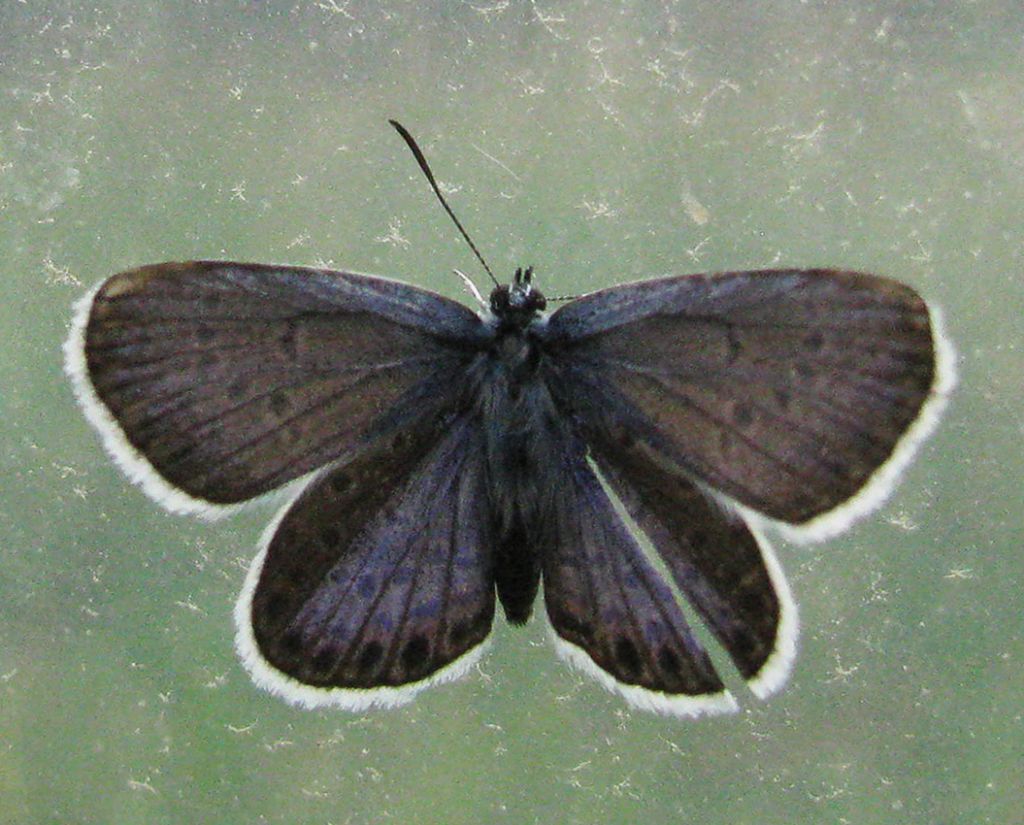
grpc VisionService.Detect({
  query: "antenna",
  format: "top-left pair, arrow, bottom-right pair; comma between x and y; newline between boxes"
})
389,119 -> 500,288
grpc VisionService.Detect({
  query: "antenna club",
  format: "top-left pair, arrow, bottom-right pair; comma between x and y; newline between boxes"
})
389,119 -> 500,289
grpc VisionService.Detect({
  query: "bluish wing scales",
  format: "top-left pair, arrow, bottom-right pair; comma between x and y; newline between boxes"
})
591,445 -> 796,698
66,261 -> 486,513
542,441 -> 737,717
237,416 -> 495,709
544,269 -> 952,531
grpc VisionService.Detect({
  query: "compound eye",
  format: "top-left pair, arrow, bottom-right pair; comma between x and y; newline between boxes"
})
490,285 -> 510,313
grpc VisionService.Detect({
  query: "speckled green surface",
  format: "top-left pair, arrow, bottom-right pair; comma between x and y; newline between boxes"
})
1,2 -> 1020,823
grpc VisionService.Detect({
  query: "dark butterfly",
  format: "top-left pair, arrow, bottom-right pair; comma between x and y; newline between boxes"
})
64,122 -> 955,716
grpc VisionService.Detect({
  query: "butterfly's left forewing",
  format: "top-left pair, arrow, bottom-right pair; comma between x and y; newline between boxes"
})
237,415 -> 496,711
540,268 -> 950,702
543,269 -> 952,535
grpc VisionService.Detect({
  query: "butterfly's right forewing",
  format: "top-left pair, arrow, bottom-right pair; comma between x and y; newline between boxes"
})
68,261 -> 486,512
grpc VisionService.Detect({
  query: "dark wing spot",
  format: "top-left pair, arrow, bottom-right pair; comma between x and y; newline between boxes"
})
358,641 -> 383,673
615,427 -> 636,449
391,431 -> 413,453
401,635 -> 430,675
227,378 -> 249,399
449,619 -> 470,646
470,606 -> 494,638
803,331 -> 825,352
657,645 -> 681,677
733,402 -> 754,428
269,389 -> 291,417
319,525 -> 340,548
551,609 -> 592,643
279,320 -> 298,358
262,592 -> 287,620
311,647 -> 337,674
279,556 -> 308,585
614,636 -> 643,678
330,472 -> 354,494
725,325 -> 743,361
280,629 -> 303,655
739,588 -> 771,616
731,630 -> 757,662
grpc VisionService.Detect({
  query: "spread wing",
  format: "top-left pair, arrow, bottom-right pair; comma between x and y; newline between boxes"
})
236,415 -> 495,710
542,437 -> 738,718
589,445 -> 796,699
543,269 -> 952,535
65,261 -> 487,515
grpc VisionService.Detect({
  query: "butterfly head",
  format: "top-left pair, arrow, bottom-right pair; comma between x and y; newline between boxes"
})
490,266 -> 547,331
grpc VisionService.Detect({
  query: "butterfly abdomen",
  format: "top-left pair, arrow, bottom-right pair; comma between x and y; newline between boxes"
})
475,330 -> 569,624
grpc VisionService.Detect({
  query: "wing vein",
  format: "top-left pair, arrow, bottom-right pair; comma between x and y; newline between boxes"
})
623,369 -> 826,488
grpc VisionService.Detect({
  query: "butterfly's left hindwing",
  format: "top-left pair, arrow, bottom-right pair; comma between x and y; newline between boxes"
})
537,268 -> 949,705
589,446 -> 796,699
237,415 -> 496,710
541,434 -> 739,717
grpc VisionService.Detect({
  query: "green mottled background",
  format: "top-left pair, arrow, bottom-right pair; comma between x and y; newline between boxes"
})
2,2 -> 1020,823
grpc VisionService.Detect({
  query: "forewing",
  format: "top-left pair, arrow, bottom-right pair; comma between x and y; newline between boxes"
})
543,443 -> 738,717
236,416 -> 495,710
544,269 -> 951,529
591,445 -> 796,698
66,261 -> 487,513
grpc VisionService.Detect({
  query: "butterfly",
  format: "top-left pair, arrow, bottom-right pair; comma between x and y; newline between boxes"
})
64,121 -> 954,716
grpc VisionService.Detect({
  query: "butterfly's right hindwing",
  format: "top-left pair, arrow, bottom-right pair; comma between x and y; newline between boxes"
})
237,415 -> 496,710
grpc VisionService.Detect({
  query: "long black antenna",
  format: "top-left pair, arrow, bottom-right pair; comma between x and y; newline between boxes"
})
389,119 -> 499,288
